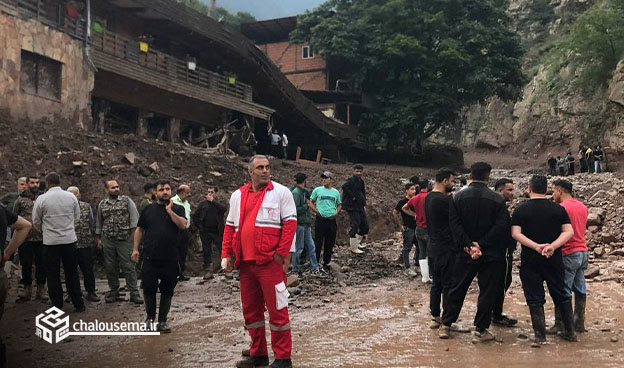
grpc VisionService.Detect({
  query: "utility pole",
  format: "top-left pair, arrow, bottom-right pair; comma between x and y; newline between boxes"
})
209,0 -> 217,18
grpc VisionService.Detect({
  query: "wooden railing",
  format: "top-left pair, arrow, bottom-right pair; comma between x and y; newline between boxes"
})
91,29 -> 253,102
9,0 -> 88,40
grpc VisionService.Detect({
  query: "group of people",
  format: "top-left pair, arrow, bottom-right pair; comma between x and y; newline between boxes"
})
547,144 -> 605,176
394,162 -> 589,345
0,155 -> 593,368
269,129 -> 289,160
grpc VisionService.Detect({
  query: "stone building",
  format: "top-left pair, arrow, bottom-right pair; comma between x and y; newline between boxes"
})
0,0 -> 369,161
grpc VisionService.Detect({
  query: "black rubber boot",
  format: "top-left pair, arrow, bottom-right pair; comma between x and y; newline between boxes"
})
528,304 -> 546,343
269,359 -> 293,368
236,355 -> 269,368
545,305 -> 563,335
144,292 -> 157,321
574,292 -> 587,333
559,300 -> 578,342
158,294 -> 173,324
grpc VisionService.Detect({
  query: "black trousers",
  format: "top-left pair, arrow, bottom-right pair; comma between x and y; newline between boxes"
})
18,241 -> 45,286
430,250 -> 456,318
142,259 -> 179,296
75,247 -> 96,293
492,252 -> 513,317
520,252 -> 569,306
200,232 -> 222,268
177,230 -> 191,274
43,243 -> 84,309
347,209 -> 369,238
315,217 -> 337,267
441,259 -> 505,331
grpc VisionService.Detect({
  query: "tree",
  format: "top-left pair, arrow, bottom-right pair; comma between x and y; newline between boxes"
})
291,0 -> 525,150
548,0 -> 624,93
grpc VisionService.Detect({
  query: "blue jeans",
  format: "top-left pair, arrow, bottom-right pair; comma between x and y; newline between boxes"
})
293,225 -> 319,272
594,160 -> 603,173
563,251 -> 588,297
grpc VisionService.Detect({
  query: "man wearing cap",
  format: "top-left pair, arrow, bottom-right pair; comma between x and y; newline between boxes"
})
309,171 -> 342,273
341,164 -> 368,254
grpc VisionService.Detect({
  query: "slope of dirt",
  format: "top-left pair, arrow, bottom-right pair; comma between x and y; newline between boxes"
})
0,119 -> 436,276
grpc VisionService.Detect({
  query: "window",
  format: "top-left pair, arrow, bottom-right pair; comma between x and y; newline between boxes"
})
20,50 -> 62,101
302,45 -> 315,59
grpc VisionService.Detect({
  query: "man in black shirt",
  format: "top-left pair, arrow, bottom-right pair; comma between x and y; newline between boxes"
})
132,180 -> 187,333
547,154 -> 557,176
393,183 -> 418,276
439,162 -> 509,343
511,175 -> 576,343
425,168 -> 455,329
193,186 -> 227,279
491,178 -> 518,327
342,164 -> 368,254
593,145 -> 604,173
0,206 -> 31,367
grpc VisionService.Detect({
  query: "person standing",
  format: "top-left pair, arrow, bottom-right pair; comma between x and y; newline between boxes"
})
222,155 -> 296,368
172,185 -> 192,281
32,172 -> 85,312
193,186 -> 227,279
281,131 -> 289,160
550,179 -> 589,335
12,176 -> 46,302
309,171 -> 342,274
402,179 -> 431,283
425,168 -> 456,329
132,180 -> 187,333
557,156 -> 566,176
565,152 -> 575,176
291,173 -> 319,276
269,129 -> 281,158
139,183 -> 155,212
0,177 -> 27,209
136,182 -> 155,279
95,180 -> 143,304
393,183 -> 418,276
586,146 -> 594,173
0,206 -> 31,367
578,146 -> 588,173
491,178 -> 518,327
547,154 -> 557,176
342,164 -> 368,254
593,145 -> 604,173
511,175 -> 577,343
67,186 -> 99,302
439,162 -> 509,343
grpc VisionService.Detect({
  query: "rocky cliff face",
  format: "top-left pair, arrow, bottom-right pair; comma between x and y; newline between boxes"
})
436,0 -> 624,155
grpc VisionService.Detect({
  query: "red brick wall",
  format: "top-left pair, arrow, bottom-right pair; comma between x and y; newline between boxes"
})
259,41 -> 327,90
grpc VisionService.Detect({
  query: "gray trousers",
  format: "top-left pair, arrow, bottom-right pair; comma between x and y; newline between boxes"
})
103,237 -> 138,296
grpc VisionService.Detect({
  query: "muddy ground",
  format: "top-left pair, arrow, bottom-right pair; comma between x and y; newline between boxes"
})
3,239 -> 624,368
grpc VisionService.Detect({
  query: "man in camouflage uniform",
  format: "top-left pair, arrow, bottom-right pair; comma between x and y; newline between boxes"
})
96,180 -> 143,304
12,176 -> 47,301
68,186 -> 99,302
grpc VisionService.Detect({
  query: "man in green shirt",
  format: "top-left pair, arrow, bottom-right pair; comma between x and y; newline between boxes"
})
309,171 -> 342,273
139,183 -> 155,212
291,173 -> 319,276
172,185 -> 192,281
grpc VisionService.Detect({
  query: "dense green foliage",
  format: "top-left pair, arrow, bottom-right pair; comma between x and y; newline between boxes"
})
181,0 -> 256,28
545,0 -> 624,95
291,0 -> 525,150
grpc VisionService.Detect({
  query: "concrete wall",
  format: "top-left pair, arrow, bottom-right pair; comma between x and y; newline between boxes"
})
0,11 -> 94,128
259,41 -> 328,91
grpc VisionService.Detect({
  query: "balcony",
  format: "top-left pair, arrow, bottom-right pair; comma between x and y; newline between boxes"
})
90,29 -> 273,120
